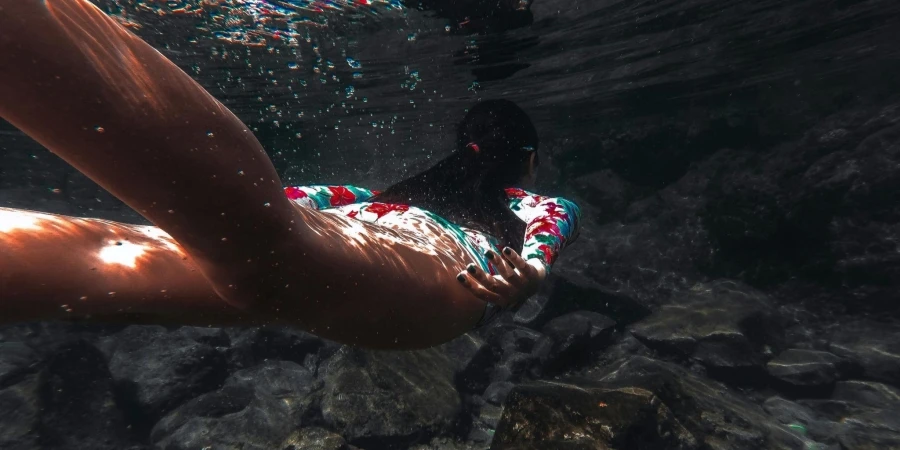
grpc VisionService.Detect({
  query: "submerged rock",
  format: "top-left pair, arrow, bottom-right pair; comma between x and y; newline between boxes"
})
0,342 -> 37,388
760,379 -> 900,450
100,325 -> 229,423
225,326 -> 325,369
151,361 -> 321,450
539,311 -> 615,374
630,280 -> 780,377
572,169 -> 640,221
285,427 -> 351,450
494,381 -> 699,449
831,380 -> 900,409
0,376 -> 40,450
497,356 -> 806,449
828,319 -> 900,384
439,332 -> 496,394
766,349 -> 851,387
320,347 -> 461,447
483,381 -> 515,406
798,397 -> 900,450
38,340 -> 133,449
762,397 -> 842,447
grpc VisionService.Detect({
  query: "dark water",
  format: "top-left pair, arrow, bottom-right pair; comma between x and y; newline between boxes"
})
2,0 -> 900,448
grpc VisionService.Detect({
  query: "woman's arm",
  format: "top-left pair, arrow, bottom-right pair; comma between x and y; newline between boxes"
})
0,0 -> 488,349
505,188 -> 582,273
456,189 -> 581,310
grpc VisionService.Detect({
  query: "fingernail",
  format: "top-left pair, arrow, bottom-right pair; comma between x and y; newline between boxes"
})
503,247 -> 512,256
485,251 -> 494,260
467,264 -> 476,274
457,274 -> 466,283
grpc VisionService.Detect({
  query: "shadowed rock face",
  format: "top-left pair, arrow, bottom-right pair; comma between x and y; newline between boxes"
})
766,349 -> 854,388
319,347 -> 462,447
494,382 -> 698,450
494,357 -> 807,450
98,326 -> 229,427
150,361 -> 322,450
827,320 -> 900,384
629,280 -> 782,380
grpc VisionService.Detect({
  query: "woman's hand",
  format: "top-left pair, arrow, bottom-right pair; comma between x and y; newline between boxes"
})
457,247 -> 547,309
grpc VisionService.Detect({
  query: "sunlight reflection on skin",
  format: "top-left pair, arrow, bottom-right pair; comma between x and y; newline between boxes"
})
1,204 -> 471,286
0,208 -> 185,271
46,0 -> 189,114
303,204 -> 474,275
0,204 -> 484,337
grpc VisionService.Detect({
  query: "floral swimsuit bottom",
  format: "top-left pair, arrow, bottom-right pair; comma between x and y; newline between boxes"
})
284,185 -> 581,327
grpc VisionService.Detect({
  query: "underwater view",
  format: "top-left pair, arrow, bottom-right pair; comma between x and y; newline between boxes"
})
1,0 -> 900,448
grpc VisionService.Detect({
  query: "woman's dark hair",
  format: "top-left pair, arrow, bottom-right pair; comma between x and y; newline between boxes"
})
370,99 -> 539,250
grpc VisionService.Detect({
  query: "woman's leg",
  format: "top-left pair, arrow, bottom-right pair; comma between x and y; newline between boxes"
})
0,0 -> 305,307
0,208 -> 242,325
0,0 -> 490,348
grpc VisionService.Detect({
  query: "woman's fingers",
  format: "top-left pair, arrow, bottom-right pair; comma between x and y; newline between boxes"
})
502,247 -> 539,280
486,250 -> 514,278
486,249 -> 530,290
467,263 -> 517,298
457,248 -> 548,311
457,272 -> 503,304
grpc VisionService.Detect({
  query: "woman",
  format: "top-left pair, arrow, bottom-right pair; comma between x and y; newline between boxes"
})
0,0 -> 579,349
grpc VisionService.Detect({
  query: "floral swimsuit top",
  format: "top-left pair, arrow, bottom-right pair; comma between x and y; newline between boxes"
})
284,185 -> 581,326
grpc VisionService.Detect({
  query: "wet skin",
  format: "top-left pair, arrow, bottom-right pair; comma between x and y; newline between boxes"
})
0,0 -> 544,349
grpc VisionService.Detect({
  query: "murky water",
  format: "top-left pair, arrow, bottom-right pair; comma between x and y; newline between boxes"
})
83,0 -> 900,189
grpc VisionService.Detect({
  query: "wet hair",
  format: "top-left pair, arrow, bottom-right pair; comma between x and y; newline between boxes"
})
370,99 -> 539,250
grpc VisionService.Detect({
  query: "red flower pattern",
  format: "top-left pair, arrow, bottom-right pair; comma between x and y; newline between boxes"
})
282,184 -> 577,274
542,203 -> 569,221
527,219 -> 562,240
284,186 -> 308,200
504,187 -> 528,198
537,244 -> 556,265
328,186 -> 357,207
365,202 -> 410,220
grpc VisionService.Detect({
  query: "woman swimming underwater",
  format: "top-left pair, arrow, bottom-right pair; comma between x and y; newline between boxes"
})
0,0 -> 579,349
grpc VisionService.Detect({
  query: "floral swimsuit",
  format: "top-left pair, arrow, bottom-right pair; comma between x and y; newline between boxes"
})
284,185 -> 581,327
